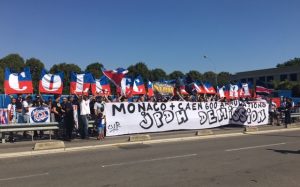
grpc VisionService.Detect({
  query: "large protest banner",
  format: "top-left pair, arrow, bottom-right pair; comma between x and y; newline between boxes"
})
105,101 -> 269,136
29,107 -> 50,123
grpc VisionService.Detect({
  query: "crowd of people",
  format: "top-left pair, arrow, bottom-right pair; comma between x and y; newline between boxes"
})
5,92 -> 299,143
6,94 -> 108,142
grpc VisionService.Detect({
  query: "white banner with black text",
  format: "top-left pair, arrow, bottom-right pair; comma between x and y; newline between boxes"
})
105,101 -> 269,136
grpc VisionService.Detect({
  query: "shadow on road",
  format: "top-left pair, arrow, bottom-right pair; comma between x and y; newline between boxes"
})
267,148 -> 300,154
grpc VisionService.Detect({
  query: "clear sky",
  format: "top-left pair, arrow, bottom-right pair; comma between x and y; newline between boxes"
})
0,0 -> 299,74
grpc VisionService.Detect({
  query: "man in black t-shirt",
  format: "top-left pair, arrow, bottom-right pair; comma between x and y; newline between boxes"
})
285,98 -> 292,127
61,97 -> 74,140
16,95 -> 23,123
52,95 -> 62,123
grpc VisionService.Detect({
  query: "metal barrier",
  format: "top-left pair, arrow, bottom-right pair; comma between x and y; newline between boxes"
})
0,121 -> 96,144
0,122 -> 59,143
291,113 -> 300,118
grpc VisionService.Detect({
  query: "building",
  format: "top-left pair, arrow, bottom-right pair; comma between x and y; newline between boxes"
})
231,65 -> 300,84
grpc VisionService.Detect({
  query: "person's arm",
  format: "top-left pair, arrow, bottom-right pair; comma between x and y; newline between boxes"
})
104,95 -> 110,103
176,92 -> 185,101
76,94 -> 82,102
52,105 -> 60,116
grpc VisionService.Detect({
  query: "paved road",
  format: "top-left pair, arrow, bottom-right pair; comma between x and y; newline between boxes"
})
1,130 -> 300,187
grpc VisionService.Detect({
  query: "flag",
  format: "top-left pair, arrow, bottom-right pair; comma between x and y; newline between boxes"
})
70,72 -> 95,95
179,85 -> 189,95
239,82 -> 253,98
102,67 -> 128,87
93,76 -> 111,96
203,82 -> 216,94
39,69 -> 64,94
217,85 -> 226,98
147,81 -> 154,97
121,76 -> 133,96
223,85 -> 231,99
177,78 -> 188,95
191,82 -> 205,94
132,75 -> 146,95
229,84 -> 240,99
4,67 -> 33,94
256,81 -> 272,95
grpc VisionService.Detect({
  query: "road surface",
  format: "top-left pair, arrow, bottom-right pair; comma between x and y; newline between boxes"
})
1,130 -> 300,187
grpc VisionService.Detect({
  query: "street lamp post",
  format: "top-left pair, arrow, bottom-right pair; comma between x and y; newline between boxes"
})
203,56 -> 218,86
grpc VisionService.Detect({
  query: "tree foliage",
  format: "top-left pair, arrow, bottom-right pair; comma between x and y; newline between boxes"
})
276,57 -> 300,68
0,53 -> 299,96
25,58 -> 45,93
292,84 -> 300,97
50,63 -> 82,94
203,71 -> 217,85
276,80 -> 294,90
127,62 -> 150,81
185,70 -> 202,83
150,68 -> 167,81
85,62 -> 103,79
168,70 -> 184,80
217,72 -> 231,86
0,53 -> 25,71
0,54 -> 26,92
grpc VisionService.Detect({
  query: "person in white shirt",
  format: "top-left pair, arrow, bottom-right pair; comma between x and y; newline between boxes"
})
7,97 -> 17,123
22,96 -> 32,123
78,95 -> 94,139
7,97 -> 17,142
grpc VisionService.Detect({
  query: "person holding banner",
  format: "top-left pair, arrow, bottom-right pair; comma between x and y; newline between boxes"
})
52,95 -> 63,123
7,97 -> 17,123
94,96 -> 106,140
16,95 -> 24,123
77,94 -> 94,139
32,95 -> 47,139
22,95 -> 32,138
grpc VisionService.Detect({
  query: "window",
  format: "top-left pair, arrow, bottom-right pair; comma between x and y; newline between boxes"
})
280,74 -> 288,81
290,73 -> 298,81
266,76 -> 274,82
259,76 -> 265,82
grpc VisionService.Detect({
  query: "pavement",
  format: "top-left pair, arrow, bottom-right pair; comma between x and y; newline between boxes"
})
1,124 -> 300,187
0,123 -> 300,156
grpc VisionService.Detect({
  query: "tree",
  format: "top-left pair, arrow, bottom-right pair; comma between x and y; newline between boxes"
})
292,84 -> 300,97
168,70 -> 184,80
0,53 -> 25,72
127,62 -> 150,81
25,58 -> 45,93
276,57 -> 300,67
0,54 -> 26,93
150,68 -> 167,81
202,71 -> 217,85
50,63 -> 81,94
277,80 -> 294,90
0,68 -> 4,93
217,72 -> 231,86
85,62 -> 103,79
185,70 -> 202,83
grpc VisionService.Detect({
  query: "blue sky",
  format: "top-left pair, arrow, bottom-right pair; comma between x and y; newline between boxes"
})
0,0 -> 299,74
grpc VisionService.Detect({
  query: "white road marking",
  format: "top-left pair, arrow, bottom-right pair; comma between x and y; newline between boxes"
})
101,153 -> 197,168
0,172 -> 49,181
225,142 -> 286,152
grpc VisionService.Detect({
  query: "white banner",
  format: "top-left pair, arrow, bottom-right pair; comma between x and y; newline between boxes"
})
105,101 -> 269,136
29,107 -> 50,123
